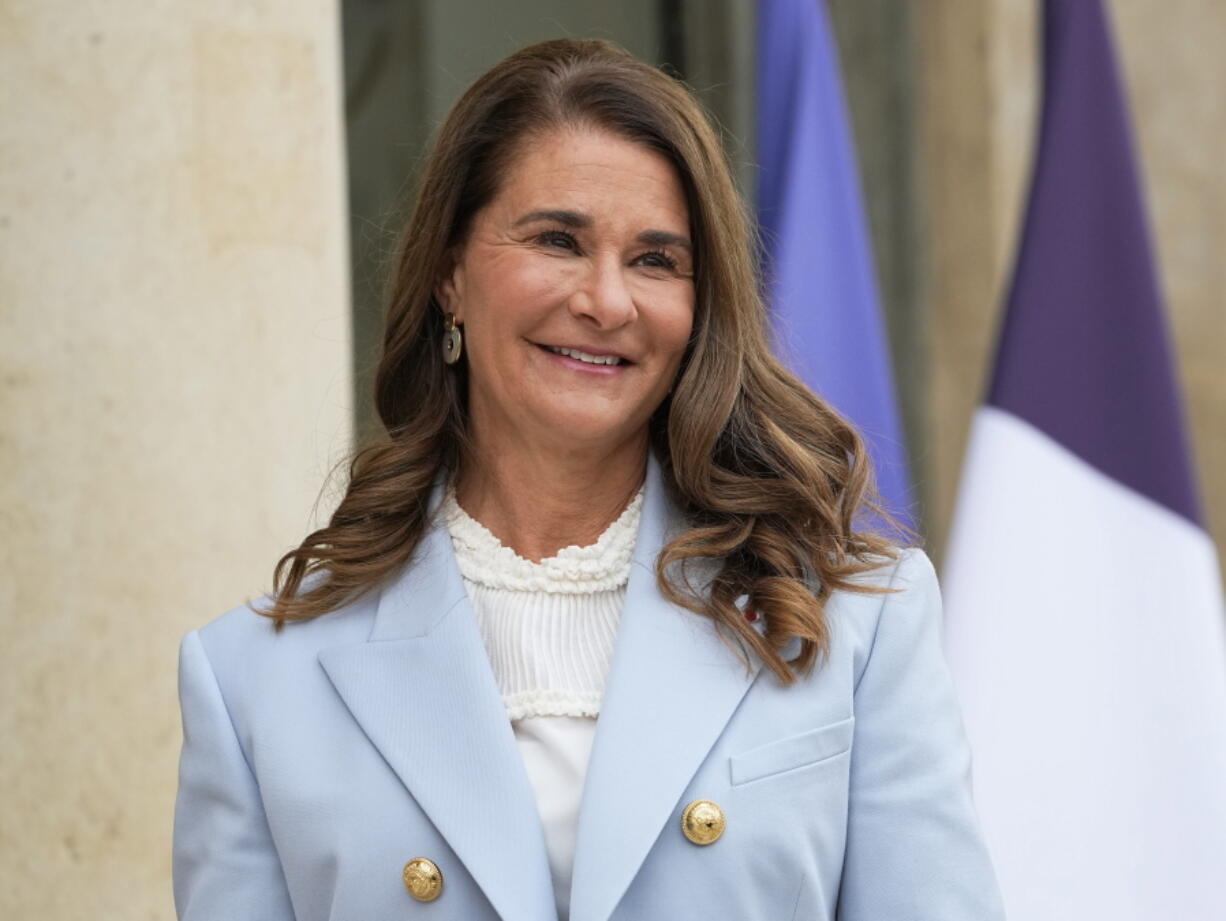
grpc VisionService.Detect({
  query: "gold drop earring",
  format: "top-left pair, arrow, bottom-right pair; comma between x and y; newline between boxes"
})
442,312 -> 463,365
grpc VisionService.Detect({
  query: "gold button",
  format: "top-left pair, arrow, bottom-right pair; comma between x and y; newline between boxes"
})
681,799 -> 726,845
403,857 -> 443,902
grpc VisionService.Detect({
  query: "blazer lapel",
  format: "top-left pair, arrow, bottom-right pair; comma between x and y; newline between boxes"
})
318,494 -> 557,921
569,456 -> 764,921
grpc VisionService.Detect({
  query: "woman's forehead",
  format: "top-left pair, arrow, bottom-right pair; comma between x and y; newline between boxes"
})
485,127 -> 689,232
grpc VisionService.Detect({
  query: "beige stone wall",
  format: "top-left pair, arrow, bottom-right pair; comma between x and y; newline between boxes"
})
920,0 -> 1226,571
1113,0 -> 1226,557
918,0 -> 1038,565
0,2 -> 351,918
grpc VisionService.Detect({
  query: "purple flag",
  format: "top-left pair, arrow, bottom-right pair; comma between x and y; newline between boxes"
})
988,0 -> 1200,524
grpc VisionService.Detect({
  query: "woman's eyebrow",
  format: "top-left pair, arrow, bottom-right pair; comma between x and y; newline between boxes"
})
513,209 -> 591,228
637,229 -> 692,252
512,210 -> 691,251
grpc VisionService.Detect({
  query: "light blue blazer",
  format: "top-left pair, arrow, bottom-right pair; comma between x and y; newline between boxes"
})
173,456 -> 1004,920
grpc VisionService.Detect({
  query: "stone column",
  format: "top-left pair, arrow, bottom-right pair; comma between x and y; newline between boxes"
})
0,2 -> 352,918
918,0 -> 1040,563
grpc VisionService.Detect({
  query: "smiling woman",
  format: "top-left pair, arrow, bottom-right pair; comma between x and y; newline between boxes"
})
437,127 -> 695,533
172,38 -> 1004,921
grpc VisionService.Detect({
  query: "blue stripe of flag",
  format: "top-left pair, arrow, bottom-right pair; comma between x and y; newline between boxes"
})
756,0 -> 915,528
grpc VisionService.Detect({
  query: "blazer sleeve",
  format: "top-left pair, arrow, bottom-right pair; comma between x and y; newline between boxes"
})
836,549 -> 1005,920
173,630 -> 297,921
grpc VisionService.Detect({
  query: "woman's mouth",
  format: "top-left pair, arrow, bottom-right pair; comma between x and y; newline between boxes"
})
539,344 -> 629,367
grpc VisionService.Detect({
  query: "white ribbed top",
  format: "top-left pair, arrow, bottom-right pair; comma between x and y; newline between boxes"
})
441,484 -> 643,921
441,484 -> 644,720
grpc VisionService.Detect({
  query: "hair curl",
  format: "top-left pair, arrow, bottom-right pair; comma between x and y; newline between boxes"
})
261,38 -> 911,684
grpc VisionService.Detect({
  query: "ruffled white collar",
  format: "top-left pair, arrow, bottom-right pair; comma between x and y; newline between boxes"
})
441,484 -> 644,594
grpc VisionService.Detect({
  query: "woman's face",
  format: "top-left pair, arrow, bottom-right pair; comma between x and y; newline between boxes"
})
439,126 -> 695,458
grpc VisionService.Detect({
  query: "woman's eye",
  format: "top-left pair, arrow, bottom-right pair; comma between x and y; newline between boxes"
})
531,232 -> 682,273
536,229 -> 578,251
636,249 -> 679,271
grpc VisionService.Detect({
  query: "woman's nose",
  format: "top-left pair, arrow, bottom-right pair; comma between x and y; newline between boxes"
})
568,255 -> 636,329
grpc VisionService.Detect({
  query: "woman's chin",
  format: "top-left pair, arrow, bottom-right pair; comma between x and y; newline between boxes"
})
528,408 -> 649,453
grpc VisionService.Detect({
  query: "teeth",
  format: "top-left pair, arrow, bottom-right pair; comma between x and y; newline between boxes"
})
547,345 -> 622,366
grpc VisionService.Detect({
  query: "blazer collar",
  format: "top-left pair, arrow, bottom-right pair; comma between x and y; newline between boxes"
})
319,476 -> 558,921
320,454 -> 763,921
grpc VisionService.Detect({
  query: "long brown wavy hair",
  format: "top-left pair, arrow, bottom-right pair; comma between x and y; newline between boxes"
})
261,38 -> 910,683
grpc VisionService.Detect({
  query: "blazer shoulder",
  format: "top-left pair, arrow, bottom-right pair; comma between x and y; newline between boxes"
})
884,545 -> 938,594
841,545 -> 932,589
195,596 -> 279,647
853,546 -> 943,664
192,590 -> 378,682
180,591 -> 379,752
821,547 -> 936,654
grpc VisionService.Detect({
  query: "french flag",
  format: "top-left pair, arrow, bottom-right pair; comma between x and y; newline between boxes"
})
942,2 -> 1226,918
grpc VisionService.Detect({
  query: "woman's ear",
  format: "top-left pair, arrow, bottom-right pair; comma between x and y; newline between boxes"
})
435,254 -> 464,323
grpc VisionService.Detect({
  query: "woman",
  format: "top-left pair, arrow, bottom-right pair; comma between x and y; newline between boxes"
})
173,38 -> 1004,921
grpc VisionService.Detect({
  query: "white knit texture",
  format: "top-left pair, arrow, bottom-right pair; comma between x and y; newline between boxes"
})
443,486 -> 642,593
442,485 -> 642,720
